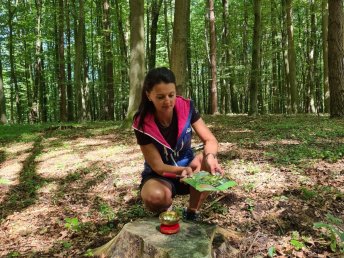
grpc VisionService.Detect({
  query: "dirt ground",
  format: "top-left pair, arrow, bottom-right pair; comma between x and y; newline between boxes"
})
0,118 -> 343,257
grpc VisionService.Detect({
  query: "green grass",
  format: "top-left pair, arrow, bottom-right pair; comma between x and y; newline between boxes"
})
203,114 -> 344,165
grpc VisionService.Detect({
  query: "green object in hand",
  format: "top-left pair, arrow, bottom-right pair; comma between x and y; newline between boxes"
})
182,171 -> 237,192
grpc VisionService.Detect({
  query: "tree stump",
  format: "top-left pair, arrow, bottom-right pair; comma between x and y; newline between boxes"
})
92,218 -> 241,258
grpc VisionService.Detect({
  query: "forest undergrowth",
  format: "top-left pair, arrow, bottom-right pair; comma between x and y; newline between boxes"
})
0,114 -> 343,257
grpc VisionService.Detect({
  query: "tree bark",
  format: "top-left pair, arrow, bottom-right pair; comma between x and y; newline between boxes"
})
170,0 -> 190,96
248,0 -> 261,116
322,0 -> 330,113
285,0 -> 297,113
58,0 -> 67,122
0,47 -> 7,124
103,0 -> 115,120
8,0 -> 21,123
208,0 -> 218,114
66,0 -> 74,121
126,0 -> 145,121
148,0 -> 163,70
328,0 -> 344,117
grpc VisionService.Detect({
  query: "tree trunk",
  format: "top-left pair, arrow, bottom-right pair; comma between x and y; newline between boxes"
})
114,0 -> 129,119
0,47 -> 7,124
170,0 -> 190,96
208,0 -> 218,114
271,0 -> 279,113
58,0 -> 67,122
74,0 -> 86,121
328,0 -> 344,117
148,0 -> 163,70
248,0 -> 261,116
8,0 -> 21,123
322,0 -> 330,113
126,0 -> 145,121
103,0 -> 114,120
66,0 -> 74,121
164,0 -> 171,65
285,0 -> 297,113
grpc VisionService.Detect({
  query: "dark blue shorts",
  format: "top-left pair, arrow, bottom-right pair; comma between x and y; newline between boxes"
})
140,172 -> 190,198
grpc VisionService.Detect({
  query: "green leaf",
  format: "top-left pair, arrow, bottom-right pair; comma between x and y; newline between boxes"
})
268,246 -> 276,257
182,171 -> 237,192
0,178 -> 11,185
290,239 -> 304,250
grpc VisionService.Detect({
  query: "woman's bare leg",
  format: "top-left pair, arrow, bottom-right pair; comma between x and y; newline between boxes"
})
141,178 -> 173,213
187,153 -> 210,212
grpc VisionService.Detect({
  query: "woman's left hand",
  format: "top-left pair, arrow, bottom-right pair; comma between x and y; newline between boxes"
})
204,153 -> 223,176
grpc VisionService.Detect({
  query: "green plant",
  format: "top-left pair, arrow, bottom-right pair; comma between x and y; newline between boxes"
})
64,217 -> 80,232
290,231 -> 305,251
0,178 -> 10,185
61,240 -> 72,249
314,213 -> 344,252
7,251 -> 21,257
268,246 -> 276,257
99,203 -> 115,221
300,187 -> 317,200
84,249 -> 94,257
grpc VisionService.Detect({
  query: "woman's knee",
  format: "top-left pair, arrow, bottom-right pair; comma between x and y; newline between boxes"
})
141,187 -> 172,212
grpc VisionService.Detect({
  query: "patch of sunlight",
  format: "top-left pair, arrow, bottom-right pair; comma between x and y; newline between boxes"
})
118,166 -> 142,175
36,149 -> 72,161
259,139 -> 300,146
4,142 -> 34,154
73,137 -> 111,148
0,162 -> 22,185
85,145 -> 131,161
37,182 -> 59,195
2,204 -> 60,253
226,160 -> 288,194
37,153 -> 86,179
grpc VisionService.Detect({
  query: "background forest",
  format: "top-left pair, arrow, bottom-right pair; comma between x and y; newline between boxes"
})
0,0 -> 343,124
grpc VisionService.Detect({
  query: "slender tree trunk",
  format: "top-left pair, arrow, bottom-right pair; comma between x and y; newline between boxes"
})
58,0 -> 67,121
126,0 -> 145,120
248,0 -> 261,116
170,0 -> 190,95
208,0 -> 218,114
0,47 -> 7,124
103,0 -> 114,120
164,0 -> 171,65
285,0 -> 297,113
322,0 -> 330,113
8,0 -> 21,123
271,0 -> 279,113
66,0 -> 74,121
242,0 -> 249,113
74,0 -> 85,121
114,0 -> 129,119
328,0 -> 344,117
148,0 -> 163,70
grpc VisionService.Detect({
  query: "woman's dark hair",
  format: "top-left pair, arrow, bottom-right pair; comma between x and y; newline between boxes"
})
135,67 -> 176,130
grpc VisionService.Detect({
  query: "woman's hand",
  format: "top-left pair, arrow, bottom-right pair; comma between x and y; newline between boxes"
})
204,153 -> 223,176
180,166 -> 193,178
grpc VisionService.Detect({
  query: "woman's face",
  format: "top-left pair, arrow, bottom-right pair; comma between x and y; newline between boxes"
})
146,82 -> 176,114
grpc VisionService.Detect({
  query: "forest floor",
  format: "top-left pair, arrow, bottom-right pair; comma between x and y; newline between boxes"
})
0,115 -> 343,257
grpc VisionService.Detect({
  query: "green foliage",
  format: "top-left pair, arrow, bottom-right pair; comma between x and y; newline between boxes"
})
98,202 -> 115,221
64,217 -> 81,232
61,240 -> 73,249
314,213 -> 344,252
267,246 -> 276,257
0,178 -> 10,185
290,231 -> 305,251
116,204 -> 148,221
300,187 -> 318,200
6,251 -> 21,257
84,249 -> 94,257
